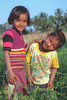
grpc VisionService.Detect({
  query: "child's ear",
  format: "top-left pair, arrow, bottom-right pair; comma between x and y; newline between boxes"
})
46,33 -> 50,38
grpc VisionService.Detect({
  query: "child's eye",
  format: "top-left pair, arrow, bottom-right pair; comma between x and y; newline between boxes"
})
16,19 -> 20,22
24,20 -> 27,22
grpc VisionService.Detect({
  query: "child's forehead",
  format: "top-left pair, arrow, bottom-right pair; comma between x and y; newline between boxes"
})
49,35 -> 57,40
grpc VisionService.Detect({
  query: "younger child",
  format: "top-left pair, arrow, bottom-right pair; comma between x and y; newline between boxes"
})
2,5 -> 31,99
26,29 -> 66,99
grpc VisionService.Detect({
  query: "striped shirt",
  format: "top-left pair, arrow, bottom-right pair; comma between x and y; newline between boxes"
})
9,48 -> 26,68
2,28 -> 26,68
2,28 -> 26,51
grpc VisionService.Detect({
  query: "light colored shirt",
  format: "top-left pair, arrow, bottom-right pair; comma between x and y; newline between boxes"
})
26,43 -> 59,84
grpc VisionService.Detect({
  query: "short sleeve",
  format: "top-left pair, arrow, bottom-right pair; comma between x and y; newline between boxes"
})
52,53 -> 59,68
2,30 -> 14,51
26,50 -> 32,63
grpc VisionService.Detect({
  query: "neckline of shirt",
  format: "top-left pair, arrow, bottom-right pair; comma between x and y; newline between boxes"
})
12,28 -> 22,36
36,43 -> 50,55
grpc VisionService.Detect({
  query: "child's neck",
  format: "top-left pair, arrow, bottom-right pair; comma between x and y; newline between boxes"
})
38,43 -> 48,52
13,27 -> 21,32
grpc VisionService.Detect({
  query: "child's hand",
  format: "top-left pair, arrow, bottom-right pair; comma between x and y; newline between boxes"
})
47,81 -> 54,90
8,70 -> 18,85
25,39 -> 42,52
28,76 -> 34,86
28,79 -> 33,86
35,39 -> 42,44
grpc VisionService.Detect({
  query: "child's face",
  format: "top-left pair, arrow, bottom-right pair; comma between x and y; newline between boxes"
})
42,36 -> 59,51
13,13 -> 28,32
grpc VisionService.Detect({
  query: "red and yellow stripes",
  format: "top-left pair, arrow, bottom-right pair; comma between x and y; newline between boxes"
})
9,48 -> 27,68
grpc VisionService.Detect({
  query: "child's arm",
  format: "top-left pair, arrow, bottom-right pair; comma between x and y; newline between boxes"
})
4,50 -> 18,85
27,64 -> 34,86
25,39 -> 42,52
47,68 -> 57,89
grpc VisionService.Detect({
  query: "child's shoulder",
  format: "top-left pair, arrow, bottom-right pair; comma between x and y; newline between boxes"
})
51,50 -> 57,53
29,43 -> 38,50
50,50 -> 57,58
30,43 -> 38,48
50,50 -> 57,55
3,28 -> 14,38
5,28 -> 13,32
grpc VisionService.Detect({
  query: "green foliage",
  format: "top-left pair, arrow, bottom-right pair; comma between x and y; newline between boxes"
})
30,8 -> 67,32
0,8 -> 67,34
0,23 -> 12,35
53,41 -> 67,100
0,24 -> 6,35
0,41 -> 67,100
0,47 -> 6,90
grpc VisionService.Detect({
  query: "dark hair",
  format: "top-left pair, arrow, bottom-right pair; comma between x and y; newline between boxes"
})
49,29 -> 66,49
8,6 -> 30,25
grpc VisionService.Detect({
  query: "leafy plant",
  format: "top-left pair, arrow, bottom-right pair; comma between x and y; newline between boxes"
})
0,41 -> 67,100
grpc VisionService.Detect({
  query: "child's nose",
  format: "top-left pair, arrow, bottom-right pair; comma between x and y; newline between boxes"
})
48,43 -> 52,46
20,21 -> 23,25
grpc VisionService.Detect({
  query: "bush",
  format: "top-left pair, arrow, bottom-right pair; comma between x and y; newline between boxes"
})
0,41 -> 67,100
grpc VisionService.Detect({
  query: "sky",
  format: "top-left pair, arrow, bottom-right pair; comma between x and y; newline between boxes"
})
0,0 -> 67,24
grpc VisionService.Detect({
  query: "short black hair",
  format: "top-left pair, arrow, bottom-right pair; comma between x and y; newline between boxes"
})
8,6 -> 30,26
49,29 -> 66,49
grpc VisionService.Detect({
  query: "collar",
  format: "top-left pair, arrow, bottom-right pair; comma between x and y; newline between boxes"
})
12,27 -> 22,36
36,43 -> 50,55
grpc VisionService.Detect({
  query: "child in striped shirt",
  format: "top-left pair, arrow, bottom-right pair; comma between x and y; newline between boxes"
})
2,5 -> 35,99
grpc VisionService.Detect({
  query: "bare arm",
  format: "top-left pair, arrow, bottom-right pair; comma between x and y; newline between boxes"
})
27,64 -> 34,85
4,50 -> 17,84
47,68 -> 57,89
25,39 -> 42,52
